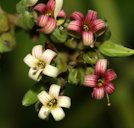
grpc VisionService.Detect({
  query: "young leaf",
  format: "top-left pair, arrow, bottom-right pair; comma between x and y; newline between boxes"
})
99,41 -> 134,57
22,85 -> 42,106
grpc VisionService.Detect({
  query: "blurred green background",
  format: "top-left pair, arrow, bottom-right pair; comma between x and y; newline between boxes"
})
0,0 -> 134,128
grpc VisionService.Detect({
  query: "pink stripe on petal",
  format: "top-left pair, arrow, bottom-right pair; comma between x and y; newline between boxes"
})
47,0 -> 55,11
92,19 -> 106,32
105,83 -> 115,94
95,59 -> 107,75
84,75 -> 97,87
105,69 -> 117,82
58,10 -> 66,18
82,31 -> 94,47
92,87 -> 105,100
41,17 -> 56,34
37,15 -> 48,27
67,20 -> 82,33
34,3 -> 46,13
84,10 -> 97,23
70,11 -> 84,20
32,45 -> 43,59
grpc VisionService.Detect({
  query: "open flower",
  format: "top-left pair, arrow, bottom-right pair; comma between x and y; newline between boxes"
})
67,10 -> 106,47
84,59 -> 117,105
33,0 -> 66,34
23,45 -> 58,81
38,84 -> 71,121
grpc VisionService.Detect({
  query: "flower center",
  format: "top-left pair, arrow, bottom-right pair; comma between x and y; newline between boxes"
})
83,24 -> 90,31
47,98 -> 58,108
97,76 -> 104,87
36,60 -> 46,69
46,10 -> 53,17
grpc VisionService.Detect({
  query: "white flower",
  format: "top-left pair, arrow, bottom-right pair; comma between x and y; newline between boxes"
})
23,45 -> 58,81
38,84 -> 71,121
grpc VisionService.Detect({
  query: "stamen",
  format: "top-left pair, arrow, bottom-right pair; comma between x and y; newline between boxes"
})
83,24 -> 89,31
106,92 -> 111,106
47,98 -> 57,108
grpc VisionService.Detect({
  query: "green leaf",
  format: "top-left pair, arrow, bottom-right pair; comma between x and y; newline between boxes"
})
22,85 -> 42,106
99,41 -> 134,57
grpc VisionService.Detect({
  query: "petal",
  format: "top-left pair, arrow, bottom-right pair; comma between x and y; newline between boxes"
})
58,10 -> 66,18
92,87 -> 105,100
84,10 -> 97,23
51,107 -> 65,121
95,59 -> 107,75
47,0 -> 55,11
54,0 -> 63,19
38,106 -> 50,120
49,84 -> 61,98
82,31 -> 94,47
42,49 -> 56,64
28,68 -> 42,81
41,17 -> 56,34
58,96 -> 71,108
23,54 -> 38,67
67,20 -> 82,33
91,19 -> 106,35
37,15 -> 48,27
38,90 -> 52,105
105,83 -> 115,94
84,75 -> 97,87
32,45 -> 43,59
34,3 -> 46,13
105,69 -> 117,82
70,11 -> 84,20
43,64 -> 58,78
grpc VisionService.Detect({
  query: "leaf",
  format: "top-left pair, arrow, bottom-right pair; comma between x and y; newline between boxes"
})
54,0 -> 63,19
99,41 -> 134,57
22,85 -> 42,106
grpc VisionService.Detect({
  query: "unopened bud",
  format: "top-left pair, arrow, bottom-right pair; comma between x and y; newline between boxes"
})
0,9 -> 9,34
22,0 -> 38,7
65,38 -> 77,49
0,32 -> 16,53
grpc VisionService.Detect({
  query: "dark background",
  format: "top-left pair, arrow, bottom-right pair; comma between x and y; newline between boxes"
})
0,0 -> 134,128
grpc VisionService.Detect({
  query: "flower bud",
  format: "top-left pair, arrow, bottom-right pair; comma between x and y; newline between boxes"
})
50,27 -> 68,43
83,52 -> 98,65
65,38 -> 77,49
0,9 -> 9,34
0,32 -> 16,53
22,0 -> 38,7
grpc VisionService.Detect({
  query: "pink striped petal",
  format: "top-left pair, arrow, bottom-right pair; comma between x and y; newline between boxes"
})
95,59 -> 107,75
91,19 -> 106,35
41,17 -> 56,34
84,75 -> 97,87
105,83 -> 115,94
34,3 -> 46,13
92,87 -> 105,100
58,10 -> 66,18
105,69 -> 117,82
37,15 -> 48,27
32,45 -> 43,58
82,31 -> 94,47
84,10 -> 97,23
67,20 -> 82,33
70,11 -> 84,20
47,0 -> 55,11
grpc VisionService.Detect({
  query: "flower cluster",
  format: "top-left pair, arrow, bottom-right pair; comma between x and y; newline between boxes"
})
20,0 -> 133,122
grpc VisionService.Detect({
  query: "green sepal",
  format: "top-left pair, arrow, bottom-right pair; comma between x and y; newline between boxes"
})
68,68 -> 79,85
65,38 -> 77,49
22,84 -> 43,107
99,41 -> 134,57
50,27 -> 68,43
55,53 -> 68,74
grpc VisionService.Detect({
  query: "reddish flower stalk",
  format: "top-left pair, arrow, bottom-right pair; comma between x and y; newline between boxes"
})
84,59 -> 117,105
67,10 -> 106,47
34,0 -> 66,34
